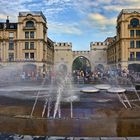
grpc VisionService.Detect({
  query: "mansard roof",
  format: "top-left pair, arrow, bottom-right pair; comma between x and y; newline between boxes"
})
19,11 -> 46,22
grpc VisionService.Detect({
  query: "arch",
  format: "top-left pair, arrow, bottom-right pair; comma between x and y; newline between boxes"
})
27,13 -> 33,17
26,20 -> 34,27
118,63 -> 121,69
58,64 -> 68,75
130,18 -> 139,27
72,56 -> 91,73
23,64 -> 37,78
23,64 -> 37,73
96,64 -> 104,72
128,63 -> 140,72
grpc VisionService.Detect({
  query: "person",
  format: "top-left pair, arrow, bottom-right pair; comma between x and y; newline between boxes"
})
21,72 -> 25,80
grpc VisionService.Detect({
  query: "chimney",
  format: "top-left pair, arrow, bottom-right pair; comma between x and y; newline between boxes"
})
6,16 -> 9,24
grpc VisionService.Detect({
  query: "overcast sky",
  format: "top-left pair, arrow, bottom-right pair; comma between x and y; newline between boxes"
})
0,0 -> 139,50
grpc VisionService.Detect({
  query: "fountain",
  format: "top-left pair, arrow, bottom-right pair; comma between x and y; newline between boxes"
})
94,84 -> 111,90
80,87 -> 99,93
0,64 -> 140,136
30,78 -> 47,117
64,95 -> 79,118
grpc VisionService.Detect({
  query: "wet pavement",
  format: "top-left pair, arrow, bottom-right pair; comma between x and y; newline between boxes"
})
0,83 -> 140,137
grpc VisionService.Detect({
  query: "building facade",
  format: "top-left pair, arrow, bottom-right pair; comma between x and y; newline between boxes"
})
54,42 -> 73,74
0,9 -> 140,76
90,42 -> 108,71
53,41 -> 108,73
107,9 -> 140,71
0,12 -> 54,77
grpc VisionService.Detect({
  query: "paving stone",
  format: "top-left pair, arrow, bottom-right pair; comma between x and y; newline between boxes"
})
127,137 -> 140,140
48,137 -> 100,140
63,137 -> 100,140
76,138 -> 100,140
101,137 -> 126,140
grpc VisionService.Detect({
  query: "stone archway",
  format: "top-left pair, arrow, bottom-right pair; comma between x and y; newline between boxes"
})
96,64 -> 104,72
23,64 -> 37,79
128,63 -> 140,72
58,64 -> 68,75
72,56 -> 91,73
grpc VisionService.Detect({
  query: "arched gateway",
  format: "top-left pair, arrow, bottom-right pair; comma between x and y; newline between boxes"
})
54,42 -> 108,74
72,56 -> 91,73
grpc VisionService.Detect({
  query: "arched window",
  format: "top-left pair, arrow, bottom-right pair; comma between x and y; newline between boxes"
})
26,21 -> 34,27
130,18 -> 139,27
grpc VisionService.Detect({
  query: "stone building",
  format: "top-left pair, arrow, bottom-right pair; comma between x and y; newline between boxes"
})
107,9 -> 140,71
1,9 -> 140,76
90,42 -> 108,71
53,41 -> 108,74
54,42 -> 72,74
0,11 -> 54,77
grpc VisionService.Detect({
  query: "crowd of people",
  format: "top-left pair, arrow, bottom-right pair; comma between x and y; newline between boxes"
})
72,68 -> 140,84
0,66 -> 140,85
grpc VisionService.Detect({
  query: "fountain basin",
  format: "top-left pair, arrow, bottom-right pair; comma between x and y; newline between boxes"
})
64,96 -> 79,102
80,87 -> 99,93
94,84 -> 111,90
107,87 -> 126,93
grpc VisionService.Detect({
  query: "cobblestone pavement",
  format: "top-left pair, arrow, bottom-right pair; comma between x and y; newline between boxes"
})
1,134 -> 140,140
47,137 -> 140,140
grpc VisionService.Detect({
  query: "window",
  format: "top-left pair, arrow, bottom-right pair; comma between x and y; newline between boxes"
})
25,31 -> 35,39
9,32 -> 14,39
26,21 -> 34,27
25,42 -> 34,49
30,31 -> 34,38
136,30 -> 140,36
9,42 -> 14,50
9,53 -> 14,61
136,41 -> 140,48
130,30 -> 134,37
130,52 -> 134,59
25,42 -> 29,49
130,40 -> 135,48
30,53 -> 34,59
25,53 -> 29,59
9,25 -> 14,29
136,52 -> 140,60
30,42 -> 34,49
25,32 -> 29,38
130,18 -> 139,27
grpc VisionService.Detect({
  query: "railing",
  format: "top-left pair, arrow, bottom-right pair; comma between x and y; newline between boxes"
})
9,59 -> 36,62
128,24 -> 140,28
23,26 -> 36,30
128,58 -> 140,61
23,48 -> 36,50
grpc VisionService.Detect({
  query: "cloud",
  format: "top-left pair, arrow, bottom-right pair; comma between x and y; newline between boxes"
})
44,0 -> 71,5
103,0 -> 140,12
48,22 -> 82,35
0,0 -> 139,48
0,0 -> 30,21
86,13 -> 116,33
0,14 -> 7,21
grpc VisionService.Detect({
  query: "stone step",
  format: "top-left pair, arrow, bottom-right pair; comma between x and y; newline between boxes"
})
47,137 -> 140,140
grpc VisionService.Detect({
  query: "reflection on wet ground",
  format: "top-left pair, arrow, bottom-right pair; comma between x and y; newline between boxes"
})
1,133 -> 140,140
0,83 -> 140,137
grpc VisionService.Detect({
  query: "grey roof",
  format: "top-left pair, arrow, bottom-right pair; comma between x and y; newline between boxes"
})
118,9 -> 140,19
122,9 -> 140,13
19,11 -> 46,22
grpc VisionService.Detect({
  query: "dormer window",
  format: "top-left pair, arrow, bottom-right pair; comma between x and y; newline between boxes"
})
10,25 -> 14,29
26,21 -> 34,27
130,18 -> 139,27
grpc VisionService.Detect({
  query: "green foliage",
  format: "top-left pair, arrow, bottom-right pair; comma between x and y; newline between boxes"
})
72,57 -> 90,71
